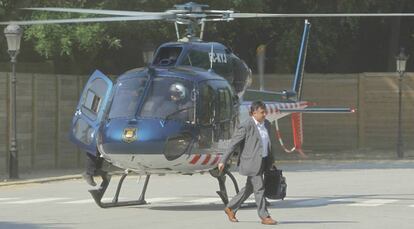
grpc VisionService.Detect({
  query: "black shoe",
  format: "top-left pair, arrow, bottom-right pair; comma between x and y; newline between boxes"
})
82,173 -> 97,186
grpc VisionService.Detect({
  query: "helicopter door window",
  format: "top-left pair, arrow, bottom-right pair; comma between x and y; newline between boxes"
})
214,87 -> 233,140
153,47 -> 182,66
217,88 -> 232,121
83,90 -> 101,114
81,89 -> 100,120
80,78 -> 109,120
197,83 -> 215,125
197,82 -> 215,148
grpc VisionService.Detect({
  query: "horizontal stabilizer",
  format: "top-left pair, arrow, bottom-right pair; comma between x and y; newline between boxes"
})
244,89 -> 288,102
278,108 -> 356,113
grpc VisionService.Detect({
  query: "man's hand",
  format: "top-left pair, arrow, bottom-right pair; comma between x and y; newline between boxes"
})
218,163 -> 225,172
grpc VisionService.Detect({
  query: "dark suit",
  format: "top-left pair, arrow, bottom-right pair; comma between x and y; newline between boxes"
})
221,117 -> 276,218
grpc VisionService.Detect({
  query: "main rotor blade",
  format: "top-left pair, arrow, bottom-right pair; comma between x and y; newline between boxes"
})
231,13 -> 414,18
0,15 -> 169,25
23,7 -> 184,17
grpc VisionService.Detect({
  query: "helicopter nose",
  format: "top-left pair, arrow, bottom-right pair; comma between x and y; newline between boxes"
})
100,118 -> 192,157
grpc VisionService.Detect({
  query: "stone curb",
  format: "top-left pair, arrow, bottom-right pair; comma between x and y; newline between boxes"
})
1,159 -> 413,187
0,174 -> 82,187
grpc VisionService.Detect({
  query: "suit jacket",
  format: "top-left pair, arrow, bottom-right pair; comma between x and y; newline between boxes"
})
221,117 -> 276,176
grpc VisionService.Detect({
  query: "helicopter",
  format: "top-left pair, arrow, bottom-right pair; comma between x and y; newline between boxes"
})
2,2 -> 413,208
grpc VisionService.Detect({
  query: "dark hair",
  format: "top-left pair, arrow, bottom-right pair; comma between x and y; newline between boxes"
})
250,100 -> 266,115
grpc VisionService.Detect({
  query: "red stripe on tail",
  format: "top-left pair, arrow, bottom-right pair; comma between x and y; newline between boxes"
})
291,113 -> 307,158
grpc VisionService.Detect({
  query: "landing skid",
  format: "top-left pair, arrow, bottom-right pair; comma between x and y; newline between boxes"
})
210,168 -> 239,205
89,172 -> 151,208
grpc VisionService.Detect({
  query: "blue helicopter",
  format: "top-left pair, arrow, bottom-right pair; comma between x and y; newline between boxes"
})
3,2 -> 413,208
71,17 -> 347,208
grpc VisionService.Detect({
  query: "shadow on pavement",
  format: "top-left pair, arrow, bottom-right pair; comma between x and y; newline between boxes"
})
273,193 -> 414,208
142,193 -> 412,211
146,203 -> 224,211
279,161 -> 414,172
278,220 -> 358,225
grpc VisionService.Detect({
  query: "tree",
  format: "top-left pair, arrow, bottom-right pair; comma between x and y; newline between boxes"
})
1,0 -> 412,74
20,0 -> 121,73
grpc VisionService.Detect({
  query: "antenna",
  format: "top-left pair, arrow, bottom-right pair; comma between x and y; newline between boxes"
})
209,44 -> 214,70
200,20 -> 206,40
174,22 -> 180,40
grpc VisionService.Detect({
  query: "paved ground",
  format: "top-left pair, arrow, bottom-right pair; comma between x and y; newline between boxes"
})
0,161 -> 413,229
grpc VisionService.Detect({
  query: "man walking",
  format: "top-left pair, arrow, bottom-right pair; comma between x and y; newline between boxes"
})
218,101 -> 277,225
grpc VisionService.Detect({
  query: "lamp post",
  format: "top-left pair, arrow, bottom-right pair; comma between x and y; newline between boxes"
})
256,44 -> 266,91
4,24 -> 23,179
395,47 -> 409,159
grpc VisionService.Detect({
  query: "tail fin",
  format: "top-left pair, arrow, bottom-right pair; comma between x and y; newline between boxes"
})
291,20 -> 311,101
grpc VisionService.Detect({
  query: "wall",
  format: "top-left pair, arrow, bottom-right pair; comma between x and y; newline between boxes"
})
0,72 -> 413,174
0,72 -> 87,175
250,73 -> 414,158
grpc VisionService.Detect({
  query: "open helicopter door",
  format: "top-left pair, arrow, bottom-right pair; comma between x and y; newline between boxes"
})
70,70 -> 113,154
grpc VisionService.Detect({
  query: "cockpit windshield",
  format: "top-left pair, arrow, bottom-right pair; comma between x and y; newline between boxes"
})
140,77 -> 194,122
108,77 -> 148,119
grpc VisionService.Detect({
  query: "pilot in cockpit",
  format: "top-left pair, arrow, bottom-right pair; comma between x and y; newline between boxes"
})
157,83 -> 193,121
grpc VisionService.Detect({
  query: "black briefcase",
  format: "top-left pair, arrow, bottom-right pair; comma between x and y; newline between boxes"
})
264,167 -> 287,200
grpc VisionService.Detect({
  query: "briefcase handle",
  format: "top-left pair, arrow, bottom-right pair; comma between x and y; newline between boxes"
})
269,164 -> 279,171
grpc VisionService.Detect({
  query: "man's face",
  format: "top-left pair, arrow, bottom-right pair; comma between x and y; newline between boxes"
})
252,107 -> 267,123
171,94 -> 179,101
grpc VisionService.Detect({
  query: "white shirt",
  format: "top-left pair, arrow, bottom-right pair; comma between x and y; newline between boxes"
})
252,117 -> 269,158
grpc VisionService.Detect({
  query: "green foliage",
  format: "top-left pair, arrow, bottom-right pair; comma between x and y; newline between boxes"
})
0,0 -> 412,74
24,5 -> 120,59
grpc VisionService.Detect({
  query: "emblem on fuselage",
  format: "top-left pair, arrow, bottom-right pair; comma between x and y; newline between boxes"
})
122,127 -> 137,143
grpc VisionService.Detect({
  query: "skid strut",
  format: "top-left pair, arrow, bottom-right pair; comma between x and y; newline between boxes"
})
89,172 -> 151,208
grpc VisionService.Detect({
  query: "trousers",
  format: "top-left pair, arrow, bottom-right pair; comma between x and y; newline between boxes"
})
226,157 -> 270,218
85,152 -> 103,176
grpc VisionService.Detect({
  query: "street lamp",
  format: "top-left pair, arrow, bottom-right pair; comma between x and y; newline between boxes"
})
395,47 -> 409,159
4,24 -> 23,179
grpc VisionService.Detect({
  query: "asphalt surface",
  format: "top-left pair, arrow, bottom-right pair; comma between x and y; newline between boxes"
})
0,161 -> 413,229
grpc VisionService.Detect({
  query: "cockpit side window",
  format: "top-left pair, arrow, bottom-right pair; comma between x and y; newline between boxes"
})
153,47 -> 182,66
181,49 -> 210,70
181,49 -> 233,79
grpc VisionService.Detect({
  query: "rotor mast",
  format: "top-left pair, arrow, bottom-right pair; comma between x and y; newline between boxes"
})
172,2 -> 233,42
173,2 -> 208,42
